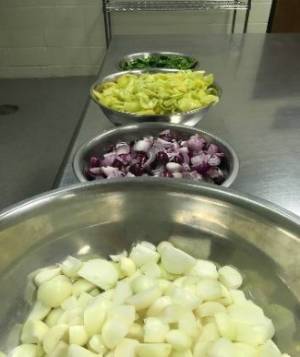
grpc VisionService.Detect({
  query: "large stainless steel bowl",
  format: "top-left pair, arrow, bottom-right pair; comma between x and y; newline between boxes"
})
0,179 -> 299,354
90,69 -> 220,127
118,51 -> 198,70
72,122 -> 239,186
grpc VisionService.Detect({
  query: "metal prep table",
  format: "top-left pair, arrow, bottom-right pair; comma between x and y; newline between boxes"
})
56,34 -> 300,217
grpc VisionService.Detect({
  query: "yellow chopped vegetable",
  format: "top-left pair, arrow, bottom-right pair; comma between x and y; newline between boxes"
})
93,71 -> 219,115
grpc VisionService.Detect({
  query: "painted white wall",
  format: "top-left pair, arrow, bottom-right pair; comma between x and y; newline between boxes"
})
0,0 -> 272,78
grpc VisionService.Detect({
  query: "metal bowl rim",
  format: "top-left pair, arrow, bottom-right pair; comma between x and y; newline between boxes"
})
0,179 -> 299,234
72,122 -> 239,187
90,69 -> 220,119
118,51 -> 198,70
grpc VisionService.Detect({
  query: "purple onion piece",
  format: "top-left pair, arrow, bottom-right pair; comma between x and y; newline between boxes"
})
185,170 -> 203,180
207,154 -> 221,167
126,172 -> 136,177
191,153 -> 207,167
102,166 -> 123,178
112,158 -> 124,170
172,153 -> 184,165
133,137 -> 153,152
187,134 -> 206,152
116,142 -> 130,155
89,156 -> 100,167
166,162 -> 182,173
143,151 -> 156,168
129,163 -> 144,176
156,137 -> 173,149
172,172 -> 183,179
157,151 -> 169,165
101,152 -> 117,166
206,143 -> 219,154
135,152 -> 148,166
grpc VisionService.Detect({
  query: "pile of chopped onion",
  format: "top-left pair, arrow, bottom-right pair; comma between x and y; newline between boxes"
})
85,130 -> 227,184
4,241 -> 290,357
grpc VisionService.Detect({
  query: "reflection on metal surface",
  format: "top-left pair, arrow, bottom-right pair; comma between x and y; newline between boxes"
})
0,105 -> 19,115
273,105 -> 300,129
77,244 -> 91,255
170,236 -> 211,260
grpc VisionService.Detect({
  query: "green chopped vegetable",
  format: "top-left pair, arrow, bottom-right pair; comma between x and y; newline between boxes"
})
93,70 -> 219,116
120,54 -> 197,70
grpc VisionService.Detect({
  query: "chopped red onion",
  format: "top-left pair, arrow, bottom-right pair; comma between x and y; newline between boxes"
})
191,153 -> 207,167
116,142 -> 130,155
166,162 -> 182,173
102,166 -> 123,178
143,151 -> 156,168
172,172 -> 183,179
133,137 -> 153,152
101,152 -> 117,166
85,130 -> 227,184
187,134 -> 206,151
207,143 -> 219,154
89,156 -> 100,167
207,154 -> 221,166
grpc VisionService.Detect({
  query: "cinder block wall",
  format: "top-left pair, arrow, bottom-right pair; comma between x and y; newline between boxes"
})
0,0 -> 272,78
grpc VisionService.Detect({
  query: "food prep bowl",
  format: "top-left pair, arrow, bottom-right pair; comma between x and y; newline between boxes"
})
72,122 -> 239,186
118,51 -> 198,70
0,179 -> 299,354
90,69 -> 220,127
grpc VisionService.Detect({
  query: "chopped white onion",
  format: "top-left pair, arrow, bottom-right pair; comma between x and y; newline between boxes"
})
87,334 -> 106,354
114,338 -> 139,357
78,259 -> 119,290
158,242 -> 195,275
218,265 -> 243,289
42,324 -> 68,354
207,337 -> 235,357
83,298 -> 110,337
27,301 -> 50,321
136,343 -> 172,357
72,279 -> 95,297
189,259 -> 218,280
6,240 -> 288,357
129,242 -> 159,267
34,267 -> 61,286
69,325 -> 88,346
197,279 -> 222,301
144,317 -> 169,343
166,329 -> 192,351
61,256 -> 82,278
68,344 -> 98,356
37,275 -> 72,308
21,320 -> 48,344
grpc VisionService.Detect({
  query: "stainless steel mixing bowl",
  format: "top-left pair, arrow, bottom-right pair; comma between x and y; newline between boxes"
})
90,69 -> 220,127
118,51 -> 198,70
0,179 -> 299,354
72,122 -> 239,186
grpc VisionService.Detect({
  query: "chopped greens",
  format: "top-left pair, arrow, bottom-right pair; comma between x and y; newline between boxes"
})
120,54 -> 197,70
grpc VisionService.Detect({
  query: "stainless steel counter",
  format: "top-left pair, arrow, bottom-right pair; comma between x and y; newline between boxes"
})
56,34 -> 300,217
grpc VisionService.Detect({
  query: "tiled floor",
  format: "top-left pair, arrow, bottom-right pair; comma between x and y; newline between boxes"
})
0,76 -> 95,210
